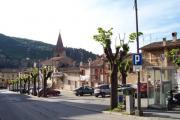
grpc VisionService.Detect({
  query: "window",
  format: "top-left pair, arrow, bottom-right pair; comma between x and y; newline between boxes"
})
81,70 -> 85,75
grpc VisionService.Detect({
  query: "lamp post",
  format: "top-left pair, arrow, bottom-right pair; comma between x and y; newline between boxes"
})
88,58 -> 92,87
134,0 -> 143,116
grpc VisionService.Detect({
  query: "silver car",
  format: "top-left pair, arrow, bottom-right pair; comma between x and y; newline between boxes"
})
94,84 -> 110,97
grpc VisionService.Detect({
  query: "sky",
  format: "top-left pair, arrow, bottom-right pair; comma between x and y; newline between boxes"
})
0,0 -> 180,55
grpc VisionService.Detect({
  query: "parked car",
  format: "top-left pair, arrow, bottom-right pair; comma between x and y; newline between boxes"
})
39,88 -> 61,97
74,86 -> 94,96
118,84 -> 136,96
94,84 -> 110,97
133,83 -> 147,98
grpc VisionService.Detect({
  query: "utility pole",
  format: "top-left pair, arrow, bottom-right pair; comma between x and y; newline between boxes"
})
134,0 -> 143,116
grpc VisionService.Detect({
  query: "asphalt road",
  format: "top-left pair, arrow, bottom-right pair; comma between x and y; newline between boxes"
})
0,89 -> 124,120
1,89 -> 180,120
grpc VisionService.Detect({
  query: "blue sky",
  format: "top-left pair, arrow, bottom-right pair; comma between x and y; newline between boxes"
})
0,0 -> 179,54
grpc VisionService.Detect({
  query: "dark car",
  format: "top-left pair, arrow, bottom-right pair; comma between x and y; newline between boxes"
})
74,86 -> 94,96
118,84 -> 136,95
39,88 -> 61,97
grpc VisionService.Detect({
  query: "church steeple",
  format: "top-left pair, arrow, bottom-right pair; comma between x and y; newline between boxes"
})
54,33 -> 66,57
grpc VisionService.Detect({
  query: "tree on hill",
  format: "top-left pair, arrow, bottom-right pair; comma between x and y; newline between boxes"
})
0,33 -> 97,68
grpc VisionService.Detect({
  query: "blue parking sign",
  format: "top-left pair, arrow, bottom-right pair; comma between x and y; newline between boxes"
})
133,54 -> 142,65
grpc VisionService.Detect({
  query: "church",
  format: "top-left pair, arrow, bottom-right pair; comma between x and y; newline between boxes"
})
41,33 -> 82,90
42,33 -> 73,68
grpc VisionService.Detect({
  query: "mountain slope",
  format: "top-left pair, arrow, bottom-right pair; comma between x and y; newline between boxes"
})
0,34 -> 97,68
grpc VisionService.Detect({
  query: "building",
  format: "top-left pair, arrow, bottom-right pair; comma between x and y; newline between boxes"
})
0,69 -> 20,88
42,33 -> 73,68
80,55 -> 111,87
41,33 -> 81,90
141,32 -> 180,108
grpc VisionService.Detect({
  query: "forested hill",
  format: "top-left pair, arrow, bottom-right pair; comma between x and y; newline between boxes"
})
0,33 -> 97,68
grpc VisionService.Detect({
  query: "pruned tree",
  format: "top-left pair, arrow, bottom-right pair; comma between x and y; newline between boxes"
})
27,75 -> 31,95
31,68 -> 38,96
117,42 -> 131,84
119,32 -> 143,84
93,28 -> 143,109
16,79 -> 19,92
41,67 -> 53,97
93,27 -> 120,109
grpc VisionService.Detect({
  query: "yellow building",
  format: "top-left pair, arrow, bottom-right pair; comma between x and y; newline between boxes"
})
0,69 -> 20,89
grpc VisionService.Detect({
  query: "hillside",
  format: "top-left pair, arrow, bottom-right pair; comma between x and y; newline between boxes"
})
0,33 -> 97,68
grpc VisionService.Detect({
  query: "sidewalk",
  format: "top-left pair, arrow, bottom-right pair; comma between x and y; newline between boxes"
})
50,90 -> 180,120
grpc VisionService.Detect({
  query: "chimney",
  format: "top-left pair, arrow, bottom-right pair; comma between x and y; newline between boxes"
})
163,38 -> 166,46
172,32 -> 177,42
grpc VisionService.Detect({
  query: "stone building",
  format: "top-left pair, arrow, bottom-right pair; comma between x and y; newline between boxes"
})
0,69 -> 20,88
141,32 -> 180,83
141,32 -> 180,108
79,55 -> 111,87
41,33 -> 81,90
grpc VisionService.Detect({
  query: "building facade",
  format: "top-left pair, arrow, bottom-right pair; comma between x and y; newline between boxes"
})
141,32 -> 180,108
80,56 -> 111,87
0,69 -> 20,88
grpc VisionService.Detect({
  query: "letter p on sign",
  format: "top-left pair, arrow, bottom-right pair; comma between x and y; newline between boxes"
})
133,54 -> 142,65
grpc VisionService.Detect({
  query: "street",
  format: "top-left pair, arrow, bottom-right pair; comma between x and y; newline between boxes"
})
0,89 -> 124,120
1,89 -> 180,120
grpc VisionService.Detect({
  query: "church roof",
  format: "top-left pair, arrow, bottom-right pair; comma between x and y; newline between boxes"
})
54,33 -> 65,56
41,56 -> 73,66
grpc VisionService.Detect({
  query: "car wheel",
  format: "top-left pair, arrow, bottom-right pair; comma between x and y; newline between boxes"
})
75,93 -> 79,96
95,94 -> 99,97
101,93 -> 105,98
80,93 -> 83,96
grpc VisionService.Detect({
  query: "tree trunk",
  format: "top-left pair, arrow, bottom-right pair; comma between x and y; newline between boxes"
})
20,80 -> 22,94
17,81 -> 19,92
12,83 -> 14,91
121,70 -> 127,84
23,81 -> 27,94
33,78 -> 37,96
43,78 -> 47,97
27,78 -> 30,95
110,64 -> 118,109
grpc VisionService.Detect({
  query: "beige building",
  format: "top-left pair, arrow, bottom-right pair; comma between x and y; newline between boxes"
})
141,32 -> 180,108
141,33 -> 180,83
42,33 -> 81,90
0,69 -> 20,88
80,55 -> 111,87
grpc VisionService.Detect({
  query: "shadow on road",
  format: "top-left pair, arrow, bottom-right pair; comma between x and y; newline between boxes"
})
0,90 -> 108,120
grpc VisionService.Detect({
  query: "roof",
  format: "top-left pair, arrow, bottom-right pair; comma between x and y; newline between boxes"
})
54,33 -> 65,56
141,39 -> 180,50
41,56 -> 73,66
80,53 -> 133,69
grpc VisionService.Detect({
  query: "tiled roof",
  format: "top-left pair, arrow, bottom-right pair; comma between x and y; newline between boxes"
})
141,39 -> 180,50
41,56 -> 73,66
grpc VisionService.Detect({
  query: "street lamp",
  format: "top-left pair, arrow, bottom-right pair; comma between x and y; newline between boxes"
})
134,0 -> 143,116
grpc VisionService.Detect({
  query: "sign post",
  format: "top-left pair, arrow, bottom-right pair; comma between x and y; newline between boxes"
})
133,53 -> 143,116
